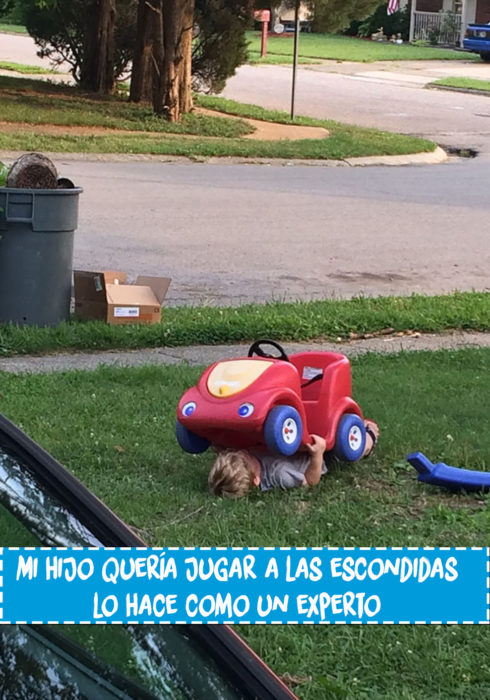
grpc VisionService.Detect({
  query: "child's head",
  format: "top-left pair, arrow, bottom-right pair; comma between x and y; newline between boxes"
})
208,450 -> 260,499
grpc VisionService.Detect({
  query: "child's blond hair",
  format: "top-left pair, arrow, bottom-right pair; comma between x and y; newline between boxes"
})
208,450 -> 256,499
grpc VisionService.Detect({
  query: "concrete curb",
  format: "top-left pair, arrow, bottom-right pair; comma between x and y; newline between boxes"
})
0,146 -> 448,168
427,83 -> 490,98
344,145 -> 448,167
1,331 -> 489,375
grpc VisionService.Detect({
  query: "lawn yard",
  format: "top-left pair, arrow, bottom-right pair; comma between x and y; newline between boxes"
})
1,347 -> 489,698
0,60 -> 55,74
247,32 -> 479,64
0,23 -> 27,34
0,74 -> 436,159
430,76 -> 490,93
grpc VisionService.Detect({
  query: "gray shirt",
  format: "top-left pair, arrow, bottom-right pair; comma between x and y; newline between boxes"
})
256,452 -> 328,491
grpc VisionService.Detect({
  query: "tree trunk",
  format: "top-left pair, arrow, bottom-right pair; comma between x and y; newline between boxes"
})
80,0 -> 116,93
178,1 -> 194,114
129,0 -> 157,102
152,0 -> 194,121
151,0 -> 165,110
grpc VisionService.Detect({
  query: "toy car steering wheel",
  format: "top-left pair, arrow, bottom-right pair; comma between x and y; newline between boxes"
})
248,339 -> 289,362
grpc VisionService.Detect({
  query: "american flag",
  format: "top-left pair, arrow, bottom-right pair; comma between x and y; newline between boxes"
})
387,0 -> 399,15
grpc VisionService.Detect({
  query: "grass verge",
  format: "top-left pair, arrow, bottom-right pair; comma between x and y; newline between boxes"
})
246,32 -> 479,63
1,347 -> 489,698
430,76 -> 490,92
0,74 -> 436,158
0,23 -> 27,34
0,61 -> 55,75
248,50 -> 320,65
0,292 -> 488,357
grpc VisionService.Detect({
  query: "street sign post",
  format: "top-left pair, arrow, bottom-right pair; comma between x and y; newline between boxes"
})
290,0 -> 300,120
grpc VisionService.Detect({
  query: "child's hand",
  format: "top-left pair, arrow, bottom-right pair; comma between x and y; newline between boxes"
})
307,434 -> 326,455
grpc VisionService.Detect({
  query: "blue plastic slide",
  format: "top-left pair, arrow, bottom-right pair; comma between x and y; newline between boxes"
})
407,451 -> 490,492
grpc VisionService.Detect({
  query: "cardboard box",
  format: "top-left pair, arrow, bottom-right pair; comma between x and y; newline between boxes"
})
74,270 -> 171,325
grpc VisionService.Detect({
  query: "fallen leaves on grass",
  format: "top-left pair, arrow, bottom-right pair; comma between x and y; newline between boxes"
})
280,672 -> 311,687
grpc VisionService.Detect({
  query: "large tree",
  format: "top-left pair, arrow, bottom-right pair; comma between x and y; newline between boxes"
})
128,0 -> 155,103
21,0 -> 250,119
129,0 -> 250,120
151,0 -> 194,120
79,0 -> 116,93
20,0 -> 136,91
129,0 -> 198,118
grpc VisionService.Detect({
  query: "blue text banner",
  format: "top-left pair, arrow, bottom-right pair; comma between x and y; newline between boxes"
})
0,547 -> 488,625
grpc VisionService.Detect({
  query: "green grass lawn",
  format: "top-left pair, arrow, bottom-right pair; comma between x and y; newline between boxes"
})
0,23 -> 27,34
0,74 -> 436,158
248,50 -> 320,65
1,346 -> 489,698
0,291 -> 488,357
0,60 -> 55,75
0,76 -> 252,137
246,31 -> 479,63
430,76 -> 490,92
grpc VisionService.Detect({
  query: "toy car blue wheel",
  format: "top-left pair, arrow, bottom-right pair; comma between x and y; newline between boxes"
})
176,421 -> 210,454
264,405 -> 302,456
334,413 -> 366,462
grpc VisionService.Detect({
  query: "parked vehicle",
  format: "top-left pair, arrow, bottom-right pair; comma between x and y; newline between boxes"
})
463,22 -> 490,61
0,412 -> 296,700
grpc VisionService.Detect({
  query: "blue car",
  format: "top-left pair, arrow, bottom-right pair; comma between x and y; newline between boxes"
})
463,22 -> 490,61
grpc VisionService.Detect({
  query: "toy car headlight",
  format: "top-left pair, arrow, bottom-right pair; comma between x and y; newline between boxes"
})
182,401 -> 197,417
238,403 -> 254,418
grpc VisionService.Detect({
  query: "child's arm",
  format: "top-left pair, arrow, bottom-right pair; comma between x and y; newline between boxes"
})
303,434 -> 327,486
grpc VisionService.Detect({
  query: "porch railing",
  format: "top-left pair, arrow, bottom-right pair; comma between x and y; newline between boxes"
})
413,11 -> 462,46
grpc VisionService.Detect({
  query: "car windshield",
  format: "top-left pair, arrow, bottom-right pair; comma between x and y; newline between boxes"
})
0,622 -> 243,699
0,422 -> 248,699
0,445 -> 100,546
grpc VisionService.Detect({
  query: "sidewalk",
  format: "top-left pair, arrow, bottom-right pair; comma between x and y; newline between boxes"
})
307,59 -> 490,87
1,331 -> 489,374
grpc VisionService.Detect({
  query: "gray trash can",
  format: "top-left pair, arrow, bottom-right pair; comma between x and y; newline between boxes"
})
0,186 -> 82,327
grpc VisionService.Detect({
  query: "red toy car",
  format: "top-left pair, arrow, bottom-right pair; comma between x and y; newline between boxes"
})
176,340 -> 366,462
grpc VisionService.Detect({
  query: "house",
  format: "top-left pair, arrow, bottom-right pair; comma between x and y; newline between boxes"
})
407,0 -> 490,46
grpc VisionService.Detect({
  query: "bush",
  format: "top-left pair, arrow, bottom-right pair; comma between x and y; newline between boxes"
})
17,0 -> 249,96
346,2 -> 411,41
0,0 -> 16,22
193,0 -> 249,94
19,0 -> 136,85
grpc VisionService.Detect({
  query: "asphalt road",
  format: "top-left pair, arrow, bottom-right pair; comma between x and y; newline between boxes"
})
55,156 -> 488,306
1,33 -> 489,306
223,61 -> 490,155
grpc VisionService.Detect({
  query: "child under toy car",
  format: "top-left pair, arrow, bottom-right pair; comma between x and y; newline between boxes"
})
209,420 -> 379,499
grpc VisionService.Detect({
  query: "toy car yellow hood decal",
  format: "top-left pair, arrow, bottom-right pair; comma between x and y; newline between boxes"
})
207,360 -> 273,398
